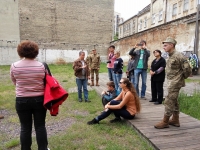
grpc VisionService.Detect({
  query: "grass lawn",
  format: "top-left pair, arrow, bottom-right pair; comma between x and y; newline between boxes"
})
0,64 -> 153,150
179,92 -> 200,120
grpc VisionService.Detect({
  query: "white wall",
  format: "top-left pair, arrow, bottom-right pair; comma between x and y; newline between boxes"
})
0,0 -> 20,43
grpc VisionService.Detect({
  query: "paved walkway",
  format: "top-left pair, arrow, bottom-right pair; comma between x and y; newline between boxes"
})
91,73 -> 200,150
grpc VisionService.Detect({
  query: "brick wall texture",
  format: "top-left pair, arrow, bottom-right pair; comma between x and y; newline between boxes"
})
111,14 -> 197,67
18,0 -> 114,55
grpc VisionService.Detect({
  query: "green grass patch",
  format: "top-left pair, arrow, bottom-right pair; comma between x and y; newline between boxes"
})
185,78 -> 200,83
179,92 -> 200,120
5,138 -> 20,149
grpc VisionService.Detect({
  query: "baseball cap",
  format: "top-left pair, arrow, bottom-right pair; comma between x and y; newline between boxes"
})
162,37 -> 177,45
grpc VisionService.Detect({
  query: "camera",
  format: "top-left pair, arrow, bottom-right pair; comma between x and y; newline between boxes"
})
137,43 -> 143,46
107,60 -> 111,63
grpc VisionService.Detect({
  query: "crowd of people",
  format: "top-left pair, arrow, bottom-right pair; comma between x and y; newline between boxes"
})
0,36 -> 191,149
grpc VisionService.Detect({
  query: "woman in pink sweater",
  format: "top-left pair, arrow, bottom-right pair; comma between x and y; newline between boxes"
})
10,41 -> 49,150
87,78 -> 141,124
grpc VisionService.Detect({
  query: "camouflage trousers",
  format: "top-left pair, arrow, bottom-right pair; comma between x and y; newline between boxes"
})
91,69 -> 99,81
164,87 -> 181,116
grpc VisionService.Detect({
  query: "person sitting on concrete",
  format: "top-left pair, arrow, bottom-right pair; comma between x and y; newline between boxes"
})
101,81 -> 118,106
87,78 -> 141,125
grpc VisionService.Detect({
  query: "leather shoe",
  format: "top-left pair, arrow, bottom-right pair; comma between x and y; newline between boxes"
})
154,102 -> 162,105
149,100 -> 156,102
85,100 -> 91,102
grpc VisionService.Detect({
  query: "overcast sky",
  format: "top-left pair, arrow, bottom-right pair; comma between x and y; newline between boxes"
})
114,0 -> 151,21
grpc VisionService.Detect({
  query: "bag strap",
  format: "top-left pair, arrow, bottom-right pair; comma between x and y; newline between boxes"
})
43,62 -> 52,76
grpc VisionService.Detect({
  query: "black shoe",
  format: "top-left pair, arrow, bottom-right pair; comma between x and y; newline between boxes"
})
87,118 -> 99,125
154,101 -> 162,105
110,117 -> 122,123
85,100 -> 91,102
140,97 -> 146,100
149,100 -> 156,102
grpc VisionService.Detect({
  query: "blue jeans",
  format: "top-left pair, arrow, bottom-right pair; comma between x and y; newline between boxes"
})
113,73 -> 122,92
108,68 -> 114,81
134,69 -> 147,97
16,96 -> 48,150
76,78 -> 88,100
96,100 -> 135,121
130,75 -> 135,87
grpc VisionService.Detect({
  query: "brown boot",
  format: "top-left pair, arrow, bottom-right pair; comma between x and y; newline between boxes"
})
169,112 -> 180,127
91,81 -> 94,86
96,80 -> 100,86
154,115 -> 170,129
0,115 -> 4,119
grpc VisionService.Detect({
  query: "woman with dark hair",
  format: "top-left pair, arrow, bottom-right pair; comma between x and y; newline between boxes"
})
87,78 -> 141,124
10,40 -> 49,150
149,50 -> 166,105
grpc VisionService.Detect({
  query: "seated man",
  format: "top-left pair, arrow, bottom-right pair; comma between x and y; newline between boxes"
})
101,81 -> 118,106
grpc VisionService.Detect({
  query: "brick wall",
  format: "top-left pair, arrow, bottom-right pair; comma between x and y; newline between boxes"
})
18,0 -> 114,55
111,14 -> 198,67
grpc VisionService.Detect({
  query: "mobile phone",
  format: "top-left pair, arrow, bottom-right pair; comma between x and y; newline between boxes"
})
137,43 -> 143,46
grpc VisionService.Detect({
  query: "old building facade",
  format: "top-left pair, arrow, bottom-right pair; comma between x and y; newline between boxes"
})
114,0 -> 200,73
0,0 -> 114,64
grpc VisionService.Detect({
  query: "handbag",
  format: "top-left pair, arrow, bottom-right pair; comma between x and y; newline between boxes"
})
43,62 -> 68,116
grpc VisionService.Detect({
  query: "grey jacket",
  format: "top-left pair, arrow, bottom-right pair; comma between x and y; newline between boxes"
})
129,48 -> 150,70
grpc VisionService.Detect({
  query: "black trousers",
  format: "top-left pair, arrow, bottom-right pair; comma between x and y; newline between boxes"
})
16,96 -> 48,150
151,81 -> 164,103
97,100 -> 135,121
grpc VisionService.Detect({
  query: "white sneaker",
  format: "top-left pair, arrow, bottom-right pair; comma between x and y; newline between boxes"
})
47,148 -> 50,150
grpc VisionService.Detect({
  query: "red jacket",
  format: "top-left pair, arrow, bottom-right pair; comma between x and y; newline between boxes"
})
44,74 -> 68,116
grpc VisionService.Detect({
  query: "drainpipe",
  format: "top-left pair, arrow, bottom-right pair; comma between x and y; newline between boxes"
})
164,0 -> 167,23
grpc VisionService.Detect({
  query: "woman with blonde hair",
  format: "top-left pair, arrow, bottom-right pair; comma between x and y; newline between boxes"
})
87,78 -> 141,124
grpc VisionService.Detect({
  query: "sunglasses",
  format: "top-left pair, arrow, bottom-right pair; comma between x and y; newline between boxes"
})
119,81 -> 124,84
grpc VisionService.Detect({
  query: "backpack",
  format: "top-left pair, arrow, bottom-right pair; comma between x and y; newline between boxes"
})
182,58 -> 192,79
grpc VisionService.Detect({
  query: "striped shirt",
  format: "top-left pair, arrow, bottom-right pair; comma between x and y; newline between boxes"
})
10,59 -> 45,97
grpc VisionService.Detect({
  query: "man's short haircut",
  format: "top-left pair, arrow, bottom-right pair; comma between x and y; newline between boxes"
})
109,45 -> 115,49
106,81 -> 115,88
79,51 -> 85,56
140,40 -> 146,45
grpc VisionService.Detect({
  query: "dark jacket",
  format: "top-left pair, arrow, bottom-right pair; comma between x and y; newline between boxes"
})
129,48 -> 150,70
151,57 -> 166,82
73,58 -> 90,79
103,89 -> 118,102
113,58 -> 123,74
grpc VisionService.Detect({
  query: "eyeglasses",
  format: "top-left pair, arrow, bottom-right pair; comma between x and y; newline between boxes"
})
119,82 -> 124,84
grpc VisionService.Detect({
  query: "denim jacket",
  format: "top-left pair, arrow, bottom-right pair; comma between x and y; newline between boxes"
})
103,89 -> 118,102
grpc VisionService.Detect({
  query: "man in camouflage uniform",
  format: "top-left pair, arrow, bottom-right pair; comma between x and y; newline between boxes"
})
89,49 -> 101,86
154,37 -> 187,129
86,51 -> 93,85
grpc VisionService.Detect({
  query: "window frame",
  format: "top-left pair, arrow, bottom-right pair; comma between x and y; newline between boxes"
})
183,0 -> 189,11
172,3 -> 178,16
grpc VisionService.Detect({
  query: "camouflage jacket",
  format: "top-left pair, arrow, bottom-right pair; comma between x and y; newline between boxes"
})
166,50 -> 185,89
89,54 -> 101,69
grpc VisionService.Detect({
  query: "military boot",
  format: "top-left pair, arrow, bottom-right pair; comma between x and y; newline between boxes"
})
96,80 -> 100,86
169,112 -> 180,127
91,81 -> 94,86
154,115 -> 170,129
0,115 -> 4,119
